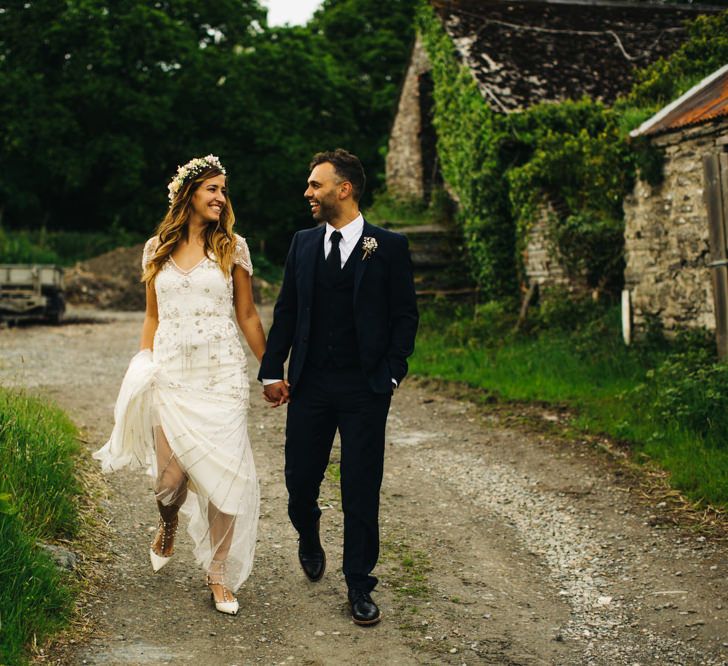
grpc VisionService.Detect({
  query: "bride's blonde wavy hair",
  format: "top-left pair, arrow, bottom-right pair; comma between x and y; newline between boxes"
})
142,166 -> 236,284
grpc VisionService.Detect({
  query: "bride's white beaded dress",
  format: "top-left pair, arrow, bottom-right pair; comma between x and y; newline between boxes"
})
94,233 -> 260,593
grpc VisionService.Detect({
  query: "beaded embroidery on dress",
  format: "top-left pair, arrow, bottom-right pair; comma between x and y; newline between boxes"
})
94,233 -> 260,592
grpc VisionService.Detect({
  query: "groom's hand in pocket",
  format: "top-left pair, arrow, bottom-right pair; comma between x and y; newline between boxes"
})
263,380 -> 290,407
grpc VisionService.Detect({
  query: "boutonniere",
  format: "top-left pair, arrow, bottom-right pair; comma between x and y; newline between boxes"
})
361,236 -> 378,260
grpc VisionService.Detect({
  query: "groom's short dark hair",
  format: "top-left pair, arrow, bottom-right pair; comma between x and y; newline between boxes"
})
310,149 -> 366,202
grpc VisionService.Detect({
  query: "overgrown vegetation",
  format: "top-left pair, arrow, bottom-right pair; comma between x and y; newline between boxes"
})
0,0 -> 417,260
416,3 -> 728,299
412,300 -> 728,508
366,187 -> 454,228
416,6 -> 516,299
409,7 -> 728,506
0,389 -> 83,665
0,225 -> 145,265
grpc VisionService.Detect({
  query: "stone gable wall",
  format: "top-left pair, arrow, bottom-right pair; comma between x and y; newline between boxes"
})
623,119 -> 728,334
386,35 -> 431,200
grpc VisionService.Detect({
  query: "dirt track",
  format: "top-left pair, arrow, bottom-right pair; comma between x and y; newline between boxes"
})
1,307 -> 727,665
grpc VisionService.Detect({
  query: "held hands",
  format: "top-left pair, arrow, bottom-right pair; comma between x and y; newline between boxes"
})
262,380 -> 290,407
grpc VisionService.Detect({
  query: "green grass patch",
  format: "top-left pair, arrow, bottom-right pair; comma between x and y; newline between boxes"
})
0,225 -> 145,266
382,539 -> 431,600
365,188 -> 454,229
412,298 -> 728,508
0,388 -> 82,665
325,462 -> 341,483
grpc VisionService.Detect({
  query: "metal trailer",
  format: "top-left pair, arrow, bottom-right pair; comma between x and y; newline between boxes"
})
0,264 -> 66,324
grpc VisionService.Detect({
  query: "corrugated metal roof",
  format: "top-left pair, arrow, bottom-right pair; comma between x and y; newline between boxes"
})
630,64 -> 728,138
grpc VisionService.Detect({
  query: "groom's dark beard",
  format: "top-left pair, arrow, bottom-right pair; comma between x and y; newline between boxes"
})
312,197 -> 337,223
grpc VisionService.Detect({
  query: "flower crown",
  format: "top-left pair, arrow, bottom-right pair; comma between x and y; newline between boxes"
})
167,154 -> 226,204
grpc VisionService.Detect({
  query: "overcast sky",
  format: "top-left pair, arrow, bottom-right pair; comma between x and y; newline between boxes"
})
262,0 -> 323,26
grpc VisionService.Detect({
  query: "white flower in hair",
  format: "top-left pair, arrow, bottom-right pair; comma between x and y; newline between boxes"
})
167,154 -> 226,204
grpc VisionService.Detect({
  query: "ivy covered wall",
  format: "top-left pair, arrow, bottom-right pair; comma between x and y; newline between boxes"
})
416,3 -> 517,300
415,1 -> 728,303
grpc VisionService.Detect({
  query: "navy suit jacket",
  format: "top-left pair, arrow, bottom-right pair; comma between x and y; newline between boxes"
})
258,219 -> 419,394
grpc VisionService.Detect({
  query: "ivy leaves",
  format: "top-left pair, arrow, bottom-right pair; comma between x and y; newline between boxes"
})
417,1 -> 728,300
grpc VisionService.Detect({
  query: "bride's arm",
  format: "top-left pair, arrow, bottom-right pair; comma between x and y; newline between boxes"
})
232,265 -> 266,363
139,281 -> 159,351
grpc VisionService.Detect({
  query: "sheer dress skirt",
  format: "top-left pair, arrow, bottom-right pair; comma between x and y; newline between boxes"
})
94,330 -> 260,593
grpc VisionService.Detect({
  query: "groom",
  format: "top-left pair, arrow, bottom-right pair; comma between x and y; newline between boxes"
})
259,149 -> 418,625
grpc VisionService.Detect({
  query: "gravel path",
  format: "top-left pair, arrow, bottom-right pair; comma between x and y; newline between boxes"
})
1,307 -> 727,665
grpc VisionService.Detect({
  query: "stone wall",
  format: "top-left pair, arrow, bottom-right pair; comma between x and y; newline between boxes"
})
523,202 -> 570,290
385,35 -> 431,200
623,119 -> 728,334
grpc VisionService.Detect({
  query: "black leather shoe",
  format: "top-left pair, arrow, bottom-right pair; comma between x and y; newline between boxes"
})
348,589 -> 381,626
298,522 -> 325,582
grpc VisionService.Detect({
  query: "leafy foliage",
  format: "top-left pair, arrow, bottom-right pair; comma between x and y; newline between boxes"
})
417,4 -> 516,300
0,0 -> 416,260
309,0 -> 419,187
417,3 -> 728,299
506,100 -> 633,292
630,340 -> 728,448
621,10 -> 728,113
0,0 -> 265,229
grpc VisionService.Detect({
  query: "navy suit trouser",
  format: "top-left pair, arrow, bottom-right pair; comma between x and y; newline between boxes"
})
284,364 -> 391,593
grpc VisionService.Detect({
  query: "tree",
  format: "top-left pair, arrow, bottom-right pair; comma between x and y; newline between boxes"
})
219,26 -> 360,254
308,0 -> 418,197
0,0 -> 265,232
0,0 -> 417,260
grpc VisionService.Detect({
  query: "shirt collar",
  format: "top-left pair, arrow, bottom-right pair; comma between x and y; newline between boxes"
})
325,213 -> 364,244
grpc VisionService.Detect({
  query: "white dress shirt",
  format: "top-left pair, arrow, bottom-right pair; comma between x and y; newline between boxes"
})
324,213 -> 364,267
263,213 -> 397,388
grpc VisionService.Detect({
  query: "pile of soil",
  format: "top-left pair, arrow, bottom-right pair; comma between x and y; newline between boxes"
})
65,243 -> 147,311
65,243 -> 270,310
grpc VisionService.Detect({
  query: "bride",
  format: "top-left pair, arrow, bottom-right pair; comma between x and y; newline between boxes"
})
94,155 -> 266,615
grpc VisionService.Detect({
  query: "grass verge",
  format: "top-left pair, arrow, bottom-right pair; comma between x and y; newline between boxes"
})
0,388 -> 83,665
411,298 -> 728,509
366,188 -> 454,229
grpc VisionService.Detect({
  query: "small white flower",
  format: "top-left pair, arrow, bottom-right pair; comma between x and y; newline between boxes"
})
361,236 -> 378,260
167,154 -> 226,204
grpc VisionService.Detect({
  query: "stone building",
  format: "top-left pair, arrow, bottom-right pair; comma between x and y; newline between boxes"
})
386,35 -> 433,203
386,0 -> 721,290
624,65 -> 728,339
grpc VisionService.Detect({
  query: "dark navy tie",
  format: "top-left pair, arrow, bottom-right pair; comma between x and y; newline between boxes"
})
327,230 -> 342,276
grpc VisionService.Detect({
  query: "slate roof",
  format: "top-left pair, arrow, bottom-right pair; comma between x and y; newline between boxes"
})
630,64 -> 728,137
433,0 -> 724,112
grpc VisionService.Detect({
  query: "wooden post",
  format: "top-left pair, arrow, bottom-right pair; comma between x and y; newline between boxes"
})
621,289 -> 632,346
703,153 -> 728,359
513,282 -> 538,333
